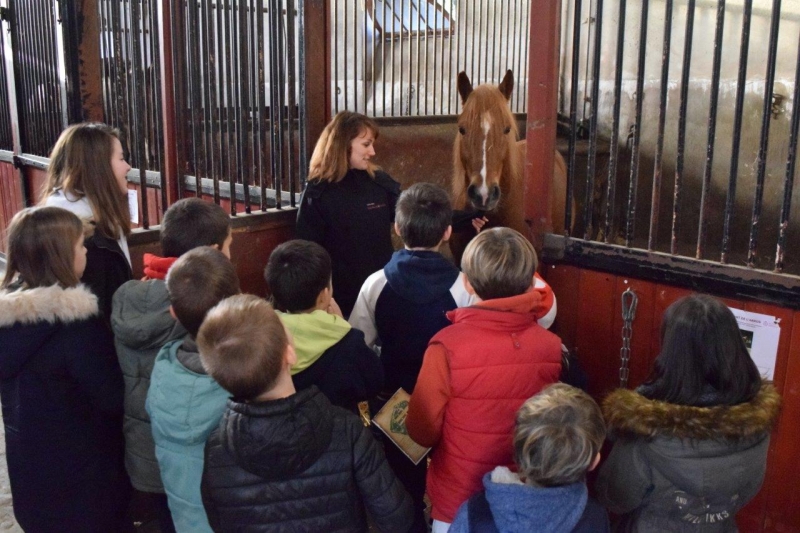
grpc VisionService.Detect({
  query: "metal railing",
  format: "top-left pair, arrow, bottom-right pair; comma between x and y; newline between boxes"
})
559,0 -> 800,281
332,0 -> 532,116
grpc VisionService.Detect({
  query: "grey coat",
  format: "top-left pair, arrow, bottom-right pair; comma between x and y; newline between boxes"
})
596,383 -> 781,533
111,278 -> 187,492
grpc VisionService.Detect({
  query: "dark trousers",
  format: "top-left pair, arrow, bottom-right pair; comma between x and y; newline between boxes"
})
379,432 -> 429,533
128,490 -> 176,533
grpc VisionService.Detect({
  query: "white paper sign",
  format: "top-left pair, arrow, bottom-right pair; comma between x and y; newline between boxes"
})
128,189 -> 139,224
728,307 -> 781,380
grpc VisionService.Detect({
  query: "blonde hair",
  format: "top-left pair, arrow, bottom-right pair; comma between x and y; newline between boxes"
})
308,111 -> 379,182
514,384 -> 606,487
40,123 -> 131,239
461,227 -> 537,300
2,207 -> 84,289
197,295 -> 288,400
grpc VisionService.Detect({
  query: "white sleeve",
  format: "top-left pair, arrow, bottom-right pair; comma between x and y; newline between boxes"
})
348,269 -> 388,350
534,275 -> 557,330
450,272 -> 478,308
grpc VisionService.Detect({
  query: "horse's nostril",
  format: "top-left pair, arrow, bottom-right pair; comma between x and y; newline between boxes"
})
490,186 -> 500,201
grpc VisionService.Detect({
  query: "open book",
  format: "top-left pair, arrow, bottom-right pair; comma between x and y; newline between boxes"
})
371,388 -> 431,465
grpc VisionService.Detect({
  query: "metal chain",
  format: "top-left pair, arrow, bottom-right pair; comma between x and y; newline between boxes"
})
620,287 -> 639,388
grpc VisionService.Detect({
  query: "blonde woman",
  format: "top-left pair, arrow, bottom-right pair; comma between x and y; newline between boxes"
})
295,111 -> 400,317
41,122 -> 133,317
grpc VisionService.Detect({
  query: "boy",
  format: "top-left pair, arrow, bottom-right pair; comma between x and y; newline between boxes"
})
146,247 -> 240,533
198,295 -> 413,532
111,197 -> 231,528
349,183 -> 556,532
406,227 -> 563,531
450,384 -> 610,533
264,239 -> 384,412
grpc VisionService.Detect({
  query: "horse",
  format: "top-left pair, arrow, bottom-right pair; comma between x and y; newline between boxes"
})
450,70 -> 569,259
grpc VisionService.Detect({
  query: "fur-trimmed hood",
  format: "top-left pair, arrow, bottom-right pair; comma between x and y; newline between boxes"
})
0,285 -> 99,379
603,382 -> 780,441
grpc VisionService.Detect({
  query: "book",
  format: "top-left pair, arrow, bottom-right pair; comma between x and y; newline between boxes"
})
371,388 -> 431,465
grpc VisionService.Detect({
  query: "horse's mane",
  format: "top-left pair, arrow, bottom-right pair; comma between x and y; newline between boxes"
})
453,85 -> 522,209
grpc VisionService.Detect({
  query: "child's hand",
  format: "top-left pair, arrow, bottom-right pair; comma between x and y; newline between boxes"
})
472,216 -> 489,233
328,297 -> 344,318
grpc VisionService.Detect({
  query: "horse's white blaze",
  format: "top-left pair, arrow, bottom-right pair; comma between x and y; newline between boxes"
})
479,114 -> 492,203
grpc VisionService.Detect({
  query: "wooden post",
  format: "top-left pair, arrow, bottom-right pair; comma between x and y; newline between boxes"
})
303,0 -> 331,162
525,0 -> 561,249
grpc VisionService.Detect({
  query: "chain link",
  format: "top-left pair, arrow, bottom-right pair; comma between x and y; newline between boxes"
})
620,288 -> 638,388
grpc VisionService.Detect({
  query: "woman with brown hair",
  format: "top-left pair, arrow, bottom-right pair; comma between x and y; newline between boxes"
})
41,122 -> 133,318
295,111 -> 401,317
0,207 -> 129,532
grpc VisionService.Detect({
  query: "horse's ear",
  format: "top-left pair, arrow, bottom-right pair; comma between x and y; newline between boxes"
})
458,72 -> 473,104
499,70 -> 514,101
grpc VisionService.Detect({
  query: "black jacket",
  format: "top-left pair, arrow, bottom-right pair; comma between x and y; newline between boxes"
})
83,230 -> 133,319
295,169 -> 400,317
0,284 -> 128,532
201,386 -> 413,532
292,328 -> 384,413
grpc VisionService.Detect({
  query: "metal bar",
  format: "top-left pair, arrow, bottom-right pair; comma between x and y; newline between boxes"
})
478,0 -> 484,83
353,0 -> 358,111
603,0 -> 627,243
511,0 -> 518,110
747,0 -> 782,267
470,0 -> 475,85
696,0 -> 725,259
11,2 -> 31,153
648,0 -> 673,251
200,0 -> 212,191
42,2 -> 61,148
775,32 -> 800,271
344,0 -> 348,110
169,0 -> 187,200
224,0 -> 235,211
424,0 -> 430,115
276,0 -> 287,209
565,0 -> 582,235
188,0 -> 202,194
671,0 -> 696,255
22,2 -> 44,153
390,0 -> 395,115
123,0 -> 138,165
625,0 -> 649,247
381,0 -> 386,115
150,0 -> 166,180
371,0 -> 377,117
240,0 -> 252,214
268,0 -> 280,205
130,0 -> 149,228
433,0 -> 438,113
110,0 -> 129,162
721,0 -> 752,263
208,0 -> 220,204
584,0 -> 603,240
217,0 -> 228,205
53,0 -> 72,127
298,0 -> 308,187
287,0 -> 298,205
334,0 -> 338,114
522,0 -> 529,112
364,0 -> 368,113
440,1 -> 446,113
257,0 -> 267,208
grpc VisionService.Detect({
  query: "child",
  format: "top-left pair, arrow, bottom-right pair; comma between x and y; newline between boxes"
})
198,294 -> 413,532
406,227 -> 563,531
450,384 -> 610,533
0,207 -> 129,532
111,197 -> 232,528
596,294 -> 780,532
146,247 -> 240,533
41,122 -> 134,318
264,239 -> 384,412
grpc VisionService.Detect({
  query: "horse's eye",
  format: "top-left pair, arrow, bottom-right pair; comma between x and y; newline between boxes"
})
459,126 -> 466,135
504,126 -> 511,134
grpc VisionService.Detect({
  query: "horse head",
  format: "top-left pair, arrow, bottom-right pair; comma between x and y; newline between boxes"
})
454,70 -> 520,213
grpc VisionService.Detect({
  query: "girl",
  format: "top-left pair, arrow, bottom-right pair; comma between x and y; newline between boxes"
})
596,294 -> 781,532
0,207 -> 129,532
42,122 -> 133,318
295,111 -> 401,317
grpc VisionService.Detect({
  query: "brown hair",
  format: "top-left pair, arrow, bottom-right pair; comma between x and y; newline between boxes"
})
160,198 -> 231,258
197,294 -> 288,400
461,227 -> 537,300
2,206 -> 84,289
514,384 -> 606,487
40,123 -> 131,239
308,111 -> 379,182
166,247 -> 240,336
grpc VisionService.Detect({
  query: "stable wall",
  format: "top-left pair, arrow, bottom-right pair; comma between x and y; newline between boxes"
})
543,262 -> 800,532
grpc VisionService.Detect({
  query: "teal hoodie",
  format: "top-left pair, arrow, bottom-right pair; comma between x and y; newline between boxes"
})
146,338 -> 229,533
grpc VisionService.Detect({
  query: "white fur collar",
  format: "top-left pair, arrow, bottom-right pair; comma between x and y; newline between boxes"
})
490,466 -> 524,485
0,285 -> 99,327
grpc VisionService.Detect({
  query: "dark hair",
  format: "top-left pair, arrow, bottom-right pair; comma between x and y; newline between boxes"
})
160,198 -> 231,258
264,240 -> 331,312
394,183 -> 452,248
166,247 -> 240,336
642,294 -> 762,406
2,207 -> 84,289
41,123 -> 131,239
198,295 -> 288,400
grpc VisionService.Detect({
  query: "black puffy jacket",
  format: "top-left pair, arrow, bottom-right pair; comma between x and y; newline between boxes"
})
201,386 -> 413,532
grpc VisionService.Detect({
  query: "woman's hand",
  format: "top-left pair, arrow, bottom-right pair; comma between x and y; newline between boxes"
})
472,216 -> 489,233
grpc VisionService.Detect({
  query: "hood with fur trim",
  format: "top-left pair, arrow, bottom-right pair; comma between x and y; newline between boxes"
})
603,382 -> 781,441
0,285 -> 99,379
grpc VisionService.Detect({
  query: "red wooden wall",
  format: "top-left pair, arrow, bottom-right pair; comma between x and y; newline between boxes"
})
543,263 -> 800,532
0,162 -> 24,254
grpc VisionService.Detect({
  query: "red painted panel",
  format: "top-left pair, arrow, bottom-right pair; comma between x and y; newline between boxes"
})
613,277 -> 657,390
574,270 -> 618,399
542,263 -> 581,351
25,167 -> 48,204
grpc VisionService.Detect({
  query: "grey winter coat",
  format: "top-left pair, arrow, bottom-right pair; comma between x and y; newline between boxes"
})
596,383 -> 781,533
111,278 -> 187,492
